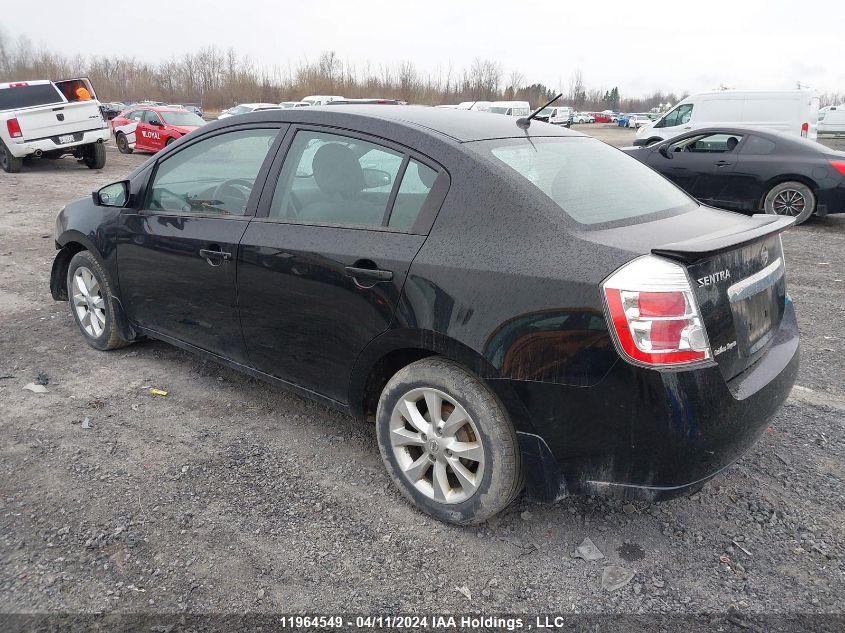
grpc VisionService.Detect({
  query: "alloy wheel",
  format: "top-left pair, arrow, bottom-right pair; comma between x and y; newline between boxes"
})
72,266 -> 107,337
389,387 -> 485,504
772,189 -> 806,216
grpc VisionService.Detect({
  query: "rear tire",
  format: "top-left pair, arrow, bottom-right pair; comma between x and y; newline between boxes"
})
83,143 -> 106,169
1,141 -> 23,173
376,357 -> 522,525
66,251 -> 129,351
116,132 -> 133,154
763,181 -> 815,225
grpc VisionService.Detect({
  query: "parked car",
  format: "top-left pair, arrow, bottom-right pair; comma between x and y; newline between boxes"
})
623,127 -> 845,224
179,104 -> 204,118
627,114 -> 652,129
572,112 -> 595,123
534,106 -> 573,126
111,106 -> 205,154
217,103 -> 280,119
301,95 -> 345,106
488,101 -> 531,116
592,113 -> 612,123
634,90 -> 820,146
0,78 -> 110,172
279,101 -> 311,108
617,114 -> 631,127
50,107 -> 799,525
818,105 -> 845,135
99,102 -> 126,120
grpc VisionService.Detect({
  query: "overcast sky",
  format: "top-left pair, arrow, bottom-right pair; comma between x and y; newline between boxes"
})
4,0 -> 843,98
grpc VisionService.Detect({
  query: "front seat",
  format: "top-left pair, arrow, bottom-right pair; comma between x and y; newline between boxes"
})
299,143 -> 384,225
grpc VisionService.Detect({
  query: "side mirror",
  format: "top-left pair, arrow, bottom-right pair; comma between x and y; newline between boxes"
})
93,181 -> 129,207
362,168 -> 392,189
149,119 -> 162,127
658,143 -> 673,159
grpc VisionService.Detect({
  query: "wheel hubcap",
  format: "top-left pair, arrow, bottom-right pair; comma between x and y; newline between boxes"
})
389,387 -> 485,504
772,189 -> 806,216
72,266 -> 106,338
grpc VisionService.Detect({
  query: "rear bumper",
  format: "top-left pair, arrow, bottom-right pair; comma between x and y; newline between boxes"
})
815,184 -> 845,216
7,128 -> 110,157
499,301 -> 800,501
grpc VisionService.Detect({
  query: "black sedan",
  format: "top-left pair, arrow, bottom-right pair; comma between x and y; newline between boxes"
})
51,108 -> 799,524
623,127 -> 845,224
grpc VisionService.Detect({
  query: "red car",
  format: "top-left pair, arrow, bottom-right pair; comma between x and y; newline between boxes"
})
111,106 -> 205,154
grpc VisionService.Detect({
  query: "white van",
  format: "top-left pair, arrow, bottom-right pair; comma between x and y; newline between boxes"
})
819,105 -> 845,134
634,90 -> 820,145
536,106 -> 572,125
488,101 -> 531,117
302,95 -> 344,106
457,101 -> 491,112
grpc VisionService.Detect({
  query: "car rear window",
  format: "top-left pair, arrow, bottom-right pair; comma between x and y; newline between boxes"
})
0,84 -> 64,110
471,137 -> 696,225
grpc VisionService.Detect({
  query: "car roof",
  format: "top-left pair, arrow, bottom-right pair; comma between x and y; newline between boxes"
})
265,105 -> 581,142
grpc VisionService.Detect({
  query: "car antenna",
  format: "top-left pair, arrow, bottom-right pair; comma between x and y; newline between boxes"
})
517,93 -> 562,130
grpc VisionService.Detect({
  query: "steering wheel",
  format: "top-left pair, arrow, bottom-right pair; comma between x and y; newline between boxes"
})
211,179 -> 253,214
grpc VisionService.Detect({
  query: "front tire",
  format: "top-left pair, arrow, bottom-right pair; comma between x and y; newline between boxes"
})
1,141 -> 23,173
67,251 -> 129,351
83,143 -> 106,169
763,181 -> 815,225
376,358 -> 522,525
115,132 -> 133,154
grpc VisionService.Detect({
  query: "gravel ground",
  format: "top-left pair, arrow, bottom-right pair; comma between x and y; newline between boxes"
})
0,136 -> 843,627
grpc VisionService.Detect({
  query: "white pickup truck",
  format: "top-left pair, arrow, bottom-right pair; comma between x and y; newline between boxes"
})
0,78 -> 111,173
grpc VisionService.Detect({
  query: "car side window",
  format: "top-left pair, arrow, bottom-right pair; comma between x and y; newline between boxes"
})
669,133 -> 742,153
269,130 -> 404,227
741,135 -> 777,156
389,160 -> 438,231
127,110 -> 143,122
142,110 -> 161,125
657,104 -> 693,128
147,128 -> 279,216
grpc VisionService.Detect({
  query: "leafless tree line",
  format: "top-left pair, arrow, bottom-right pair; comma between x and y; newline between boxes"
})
2,32 -> 840,112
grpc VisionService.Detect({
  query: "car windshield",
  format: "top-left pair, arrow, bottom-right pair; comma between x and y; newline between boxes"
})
160,111 -> 205,126
471,137 -> 696,225
538,108 -> 554,116
228,105 -> 252,114
489,107 -> 509,114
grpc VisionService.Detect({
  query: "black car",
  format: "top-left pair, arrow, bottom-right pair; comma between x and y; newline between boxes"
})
51,107 -> 799,524
624,127 -> 845,224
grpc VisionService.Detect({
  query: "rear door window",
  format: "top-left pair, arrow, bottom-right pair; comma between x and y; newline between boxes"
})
472,136 -> 695,225
269,130 -> 405,227
0,83 -> 64,110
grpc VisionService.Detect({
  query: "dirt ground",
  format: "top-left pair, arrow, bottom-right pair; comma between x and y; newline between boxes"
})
1,129 -> 844,627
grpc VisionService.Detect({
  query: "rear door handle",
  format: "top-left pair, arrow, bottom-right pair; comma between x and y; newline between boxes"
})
199,248 -> 232,266
344,266 -> 393,281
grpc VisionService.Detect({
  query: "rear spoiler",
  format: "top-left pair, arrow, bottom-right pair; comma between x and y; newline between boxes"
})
652,214 -> 795,263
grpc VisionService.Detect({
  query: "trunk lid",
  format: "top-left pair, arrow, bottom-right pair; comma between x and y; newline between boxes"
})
653,215 -> 792,380
583,209 -> 793,381
16,100 -> 105,140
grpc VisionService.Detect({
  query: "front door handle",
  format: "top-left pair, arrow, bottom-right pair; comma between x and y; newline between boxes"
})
714,160 -> 732,167
344,266 -> 393,282
199,247 -> 232,266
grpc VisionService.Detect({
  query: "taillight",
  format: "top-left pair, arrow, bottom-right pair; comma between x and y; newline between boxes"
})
830,160 -> 845,177
801,122 -> 809,137
6,118 -> 22,138
602,255 -> 711,367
